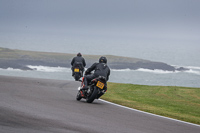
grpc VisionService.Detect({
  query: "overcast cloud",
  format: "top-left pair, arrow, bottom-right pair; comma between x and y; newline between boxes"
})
0,0 -> 200,54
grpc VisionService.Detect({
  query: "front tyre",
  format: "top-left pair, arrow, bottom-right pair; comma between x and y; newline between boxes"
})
76,91 -> 82,101
86,87 -> 98,103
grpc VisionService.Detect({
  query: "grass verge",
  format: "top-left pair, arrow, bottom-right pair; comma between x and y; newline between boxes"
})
101,82 -> 200,125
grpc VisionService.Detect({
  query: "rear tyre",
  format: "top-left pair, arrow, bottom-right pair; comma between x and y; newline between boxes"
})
74,73 -> 80,81
86,87 -> 98,103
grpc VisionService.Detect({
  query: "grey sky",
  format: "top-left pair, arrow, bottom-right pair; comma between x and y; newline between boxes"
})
0,0 -> 200,55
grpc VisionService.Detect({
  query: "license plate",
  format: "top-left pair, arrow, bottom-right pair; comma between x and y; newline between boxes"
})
96,81 -> 104,89
74,68 -> 79,72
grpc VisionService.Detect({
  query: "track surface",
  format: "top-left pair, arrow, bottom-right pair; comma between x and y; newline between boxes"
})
0,75 -> 199,133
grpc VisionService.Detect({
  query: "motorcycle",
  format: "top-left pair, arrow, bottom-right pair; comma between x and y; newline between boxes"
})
76,76 -> 107,103
72,63 -> 83,81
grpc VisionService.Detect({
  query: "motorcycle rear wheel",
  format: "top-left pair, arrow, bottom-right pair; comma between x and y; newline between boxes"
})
86,87 -> 98,103
74,73 -> 80,81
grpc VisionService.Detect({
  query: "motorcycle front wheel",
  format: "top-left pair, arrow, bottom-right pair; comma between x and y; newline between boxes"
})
76,91 -> 82,101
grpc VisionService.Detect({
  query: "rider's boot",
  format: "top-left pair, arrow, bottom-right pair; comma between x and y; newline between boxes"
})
80,85 -> 88,97
80,90 -> 85,97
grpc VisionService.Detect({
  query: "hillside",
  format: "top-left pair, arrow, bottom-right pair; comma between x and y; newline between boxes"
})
0,47 -> 187,71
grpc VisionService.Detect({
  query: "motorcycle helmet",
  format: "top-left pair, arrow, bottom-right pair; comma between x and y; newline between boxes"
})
77,53 -> 82,57
99,56 -> 107,64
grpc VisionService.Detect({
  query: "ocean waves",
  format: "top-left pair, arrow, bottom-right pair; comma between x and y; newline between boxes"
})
111,66 -> 200,75
1,65 -> 200,75
0,65 -> 199,87
27,65 -> 71,72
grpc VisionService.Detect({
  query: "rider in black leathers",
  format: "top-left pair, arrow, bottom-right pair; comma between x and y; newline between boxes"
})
82,56 -> 110,90
71,53 -> 86,76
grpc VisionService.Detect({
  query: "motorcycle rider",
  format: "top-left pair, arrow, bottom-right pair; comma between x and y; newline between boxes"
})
81,56 -> 110,95
71,53 -> 86,76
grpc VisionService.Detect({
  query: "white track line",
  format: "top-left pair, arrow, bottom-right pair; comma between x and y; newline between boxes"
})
99,99 -> 200,127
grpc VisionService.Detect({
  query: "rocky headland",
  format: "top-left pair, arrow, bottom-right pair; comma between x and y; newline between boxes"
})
0,47 -> 188,71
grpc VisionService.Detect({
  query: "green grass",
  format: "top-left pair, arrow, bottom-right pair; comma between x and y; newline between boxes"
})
102,82 -> 200,125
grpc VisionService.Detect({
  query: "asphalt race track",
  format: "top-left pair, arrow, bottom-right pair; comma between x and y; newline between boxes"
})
0,75 -> 200,133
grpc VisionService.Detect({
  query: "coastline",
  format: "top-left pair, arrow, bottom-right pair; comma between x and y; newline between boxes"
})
0,47 -> 188,71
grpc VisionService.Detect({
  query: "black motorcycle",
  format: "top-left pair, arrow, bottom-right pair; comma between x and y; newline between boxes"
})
76,76 -> 107,103
72,63 -> 83,81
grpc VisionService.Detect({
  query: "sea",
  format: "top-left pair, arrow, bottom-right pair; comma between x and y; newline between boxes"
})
0,43 -> 200,88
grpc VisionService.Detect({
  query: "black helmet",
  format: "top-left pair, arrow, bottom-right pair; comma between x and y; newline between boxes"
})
77,53 -> 82,57
99,56 -> 107,64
